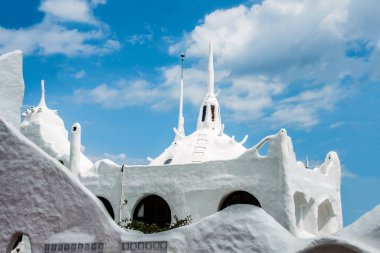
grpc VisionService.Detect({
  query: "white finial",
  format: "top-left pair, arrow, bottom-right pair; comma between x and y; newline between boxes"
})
70,122 -> 81,178
177,54 -> 185,136
208,43 -> 214,95
38,80 -> 47,108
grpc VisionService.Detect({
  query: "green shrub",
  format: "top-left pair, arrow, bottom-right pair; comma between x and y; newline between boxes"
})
119,215 -> 192,234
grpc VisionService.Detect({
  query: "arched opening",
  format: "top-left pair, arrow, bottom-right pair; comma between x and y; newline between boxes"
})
164,158 -> 172,165
133,195 -> 171,227
219,191 -> 261,211
97,196 -> 115,220
302,244 -> 361,253
9,234 -> 31,253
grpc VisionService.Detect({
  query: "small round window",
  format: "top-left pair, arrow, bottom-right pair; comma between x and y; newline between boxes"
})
164,158 -> 172,165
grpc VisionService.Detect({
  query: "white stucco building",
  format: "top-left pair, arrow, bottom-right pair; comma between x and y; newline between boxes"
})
20,44 -> 343,238
3,49 -> 380,253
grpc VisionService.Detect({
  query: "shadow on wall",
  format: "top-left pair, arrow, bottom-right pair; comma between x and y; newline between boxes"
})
300,243 -> 362,253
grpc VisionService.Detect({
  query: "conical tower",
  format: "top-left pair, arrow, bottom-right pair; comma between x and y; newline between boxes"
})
196,43 -> 222,131
38,80 -> 48,109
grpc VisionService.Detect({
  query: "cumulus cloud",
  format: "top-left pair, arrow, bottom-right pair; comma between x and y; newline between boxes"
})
0,0 -> 119,56
73,0 -> 380,129
166,0 -> 380,128
39,0 -> 97,24
72,65 -> 229,110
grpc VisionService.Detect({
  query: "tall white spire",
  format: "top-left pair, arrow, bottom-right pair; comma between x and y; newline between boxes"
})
177,54 -> 185,136
208,43 -> 215,95
38,80 -> 47,108
196,43 -> 222,131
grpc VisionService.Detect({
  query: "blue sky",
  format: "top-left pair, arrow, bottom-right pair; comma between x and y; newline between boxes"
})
1,0 -> 379,226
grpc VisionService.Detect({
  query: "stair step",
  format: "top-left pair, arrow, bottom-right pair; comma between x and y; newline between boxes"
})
197,139 -> 208,144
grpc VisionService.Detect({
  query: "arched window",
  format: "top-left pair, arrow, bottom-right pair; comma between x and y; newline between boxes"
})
302,244 -> 360,253
97,196 -> 115,220
164,158 -> 172,165
133,195 -> 171,227
219,191 -> 261,211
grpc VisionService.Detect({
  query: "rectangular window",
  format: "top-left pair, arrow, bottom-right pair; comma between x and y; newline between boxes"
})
211,105 -> 215,121
202,105 -> 207,122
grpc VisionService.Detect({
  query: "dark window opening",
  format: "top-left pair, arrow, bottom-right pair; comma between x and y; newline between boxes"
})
9,234 -> 31,253
12,235 -> 22,250
97,196 -> 115,220
211,105 -> 215,121
73,126 -> 77,131
219,191 -> 261,211
201,105 -> 207,122
133,195 -> 171,227
164,158 -> 172,165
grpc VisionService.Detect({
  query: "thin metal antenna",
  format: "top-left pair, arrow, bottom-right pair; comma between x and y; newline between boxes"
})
177,53 -> 186,137
181,54 -> 185,79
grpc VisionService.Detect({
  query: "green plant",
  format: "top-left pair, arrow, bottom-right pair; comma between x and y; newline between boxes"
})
119,215 -> 192,234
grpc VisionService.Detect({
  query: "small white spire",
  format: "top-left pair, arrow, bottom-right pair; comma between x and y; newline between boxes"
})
208,43 -> 215,95
70,122 -> 81,178
38,80 -> 47,108
177,54 -> 185,136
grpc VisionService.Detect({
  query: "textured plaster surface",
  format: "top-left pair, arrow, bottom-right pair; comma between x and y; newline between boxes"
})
1,50 -> 379,253
86,129 -> 343,238
20,93 -> 93,176
0,51 -> 24,130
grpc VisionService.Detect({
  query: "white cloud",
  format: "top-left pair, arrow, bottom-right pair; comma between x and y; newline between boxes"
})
90,0 -> 107,7
88,152 -> 148,165
268,84 -> 346,128
166,0 -> 380,128
104,152 -> 126,160
341,166 -> 357,178
126,34 -> 153,45
71,0 -> 380,129
72,65 -> 230,111
73,70 -> 87,79
0,0 -> 119,56
73,80 -> 165,109
39,0 -> 96,24
330,121 -> 345,129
